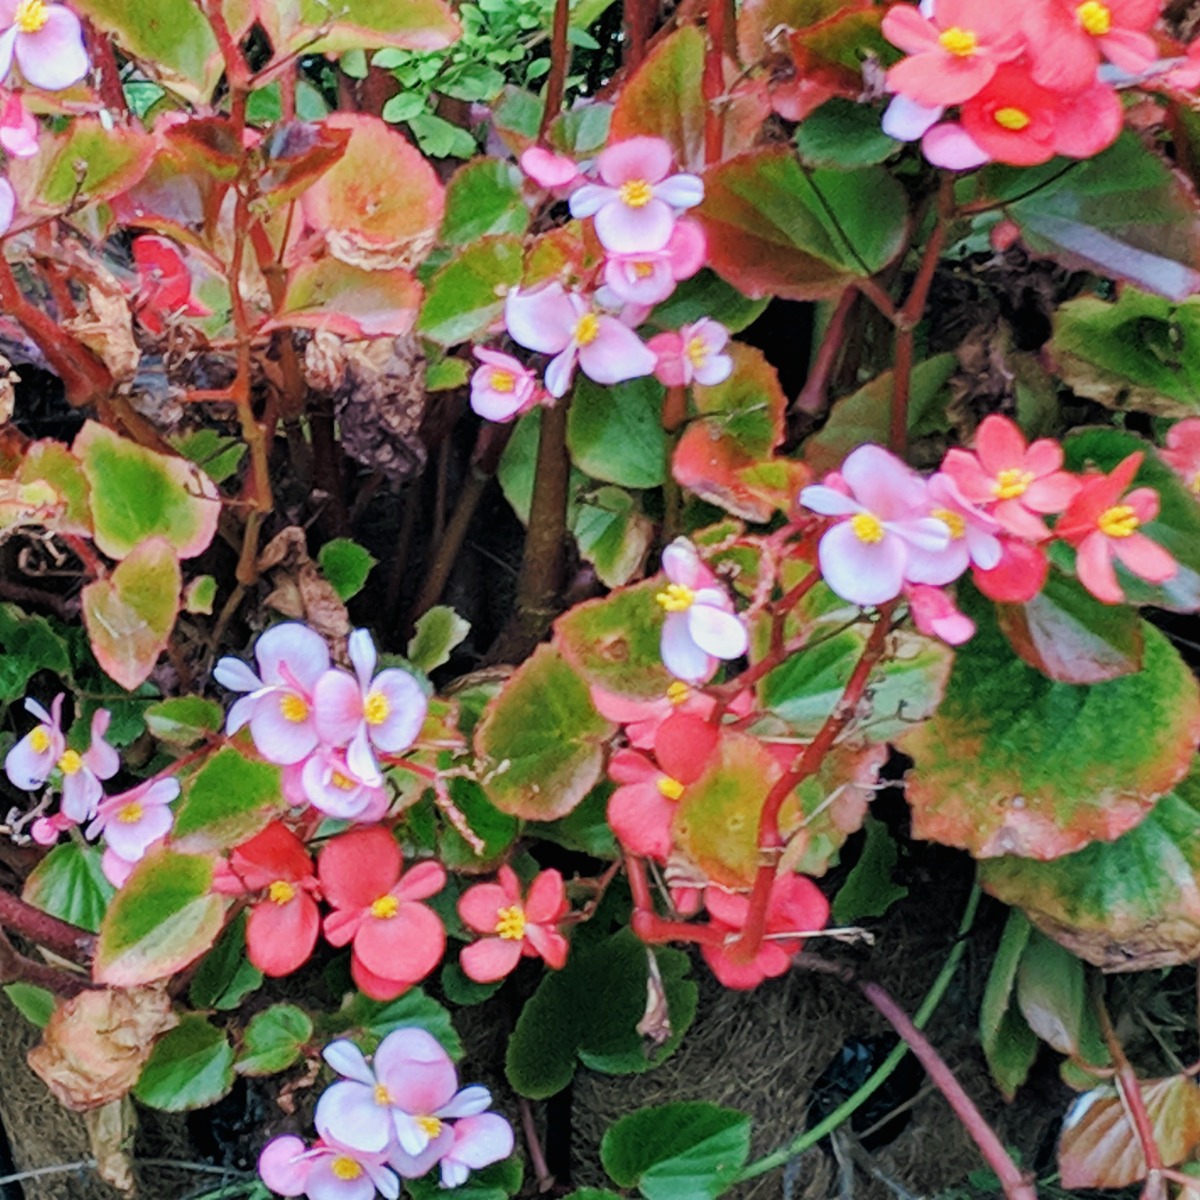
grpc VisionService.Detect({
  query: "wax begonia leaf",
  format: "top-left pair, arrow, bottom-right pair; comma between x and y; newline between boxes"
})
417,235 -> 524,347
133,1014 -> 234,1111
236,1005 -> 313,1077
170,746 -> 285,854
272,259 -> 423,339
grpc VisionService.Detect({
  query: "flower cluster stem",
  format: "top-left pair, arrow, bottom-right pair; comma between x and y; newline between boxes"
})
0,890 -> 96,966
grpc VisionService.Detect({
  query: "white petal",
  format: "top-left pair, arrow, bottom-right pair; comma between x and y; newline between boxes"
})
348,628 -> 377,691
654,174 -> 704,209
212,657 -> 262,693
882,94 -> 943,142
799,485 -> 862,517
323,1039 -> 375,1085
568,182 -> 617,218
660,613 -> 714,683
687,605 -> 748,660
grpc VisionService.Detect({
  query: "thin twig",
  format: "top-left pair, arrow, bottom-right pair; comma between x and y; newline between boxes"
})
519,1098 -> 555,1192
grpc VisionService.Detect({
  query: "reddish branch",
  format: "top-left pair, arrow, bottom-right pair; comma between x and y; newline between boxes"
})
1095,984 -> 1164,1176
795,286 -> 857,416
0,927 -> 91,997
539,0 -> 571,142
0,890 -> 95,966
703,0 -> 733,164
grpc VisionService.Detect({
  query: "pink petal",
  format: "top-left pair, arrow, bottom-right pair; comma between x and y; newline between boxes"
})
1053,81 -> 1123,160
324,1039 -> 375,1085
524,869 -> 566,922
520,146 -> 580,188
354,899 -> 445,981
389,1128 -> 454,1179
103,803 -> 173,861
686,604 -> 747,660
258,1136 -> 312,1197
446,1113 -> 515,1170
666,218 -> 707,278
976,415 -> 1029,475
351,950 -> 415,1002
544,345 -> 578,398
256,622 -> 330,691
1125,486 -> 1160,524
394,860 -> 447,903
306,1157 -> 376,1200
504,284 -> 577,355
577,316 -> 657,384
608,782 -> 676,858
840,444 -> 926,516
0,27 -> 18,83
436,1085 -> 493,1120
458,883 -> 507,933
818,521 -> 908,607
694,352 -> 733,386
593,196 -> 675,254
661,537 -> 715,589
1114,533 -> 1176,584
375,1028 -> 457,1113
4,729 -> 56,791
654,173 -> 704,209
60,771 -> 102,823
1075,531 -> 1123,604
460,937 -> 524,982
1098,27 -> 1156,72
608,748 -> 661,785
319,826 -> 401,911
568,182 -> 618,219
992,498 -> 1051,541
660,612 -> 714,682
313,668 -> 365,747
246,893 -> 319,976
315,1081 -> 394,1154
887,52 -> 995,107
1023,471 -> 1080,514
921,122 -> 991,170
249,692 -> 320,765
604,256 -> 677,306
366,669 -> 427,753
1022,437 -> 1064,477
597,136 -> 674,185
800,484 -> 863,517
0,176 -> 13,235
525,922 -> 569,968
888,516 -> 952,553
880,4 -> 941,54
213,656 -> 262,694
15,8 -> 87,91
348,627 -> 377,691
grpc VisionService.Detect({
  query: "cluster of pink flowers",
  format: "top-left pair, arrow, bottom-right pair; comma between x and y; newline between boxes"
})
801,415 -> 1176,636
880,0 -> 1163,167
214,624 -> 428,824
469,135 -> 732,420
258,1027 -> 513,1197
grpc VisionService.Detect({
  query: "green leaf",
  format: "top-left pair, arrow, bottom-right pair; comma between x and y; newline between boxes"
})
330,988 -> 462,1058
3,983 -> 55,1028
318,538 -> 378,601
601,1102 -> 752,1200
439,777 -> 519,868
188,911 -> 263,1012
0,603 -> 72,702
145,696 -> 224,745
979,910 -> 1037,1100
171,746 -> 285,854
134,1014 -> 235,1111
796,98 -> 899,169
1016,930 -> 1086,1056
442,159 -> 530,244
569,376 -> 667,488
440,961 -> 503,1006
94,849 -> 227,987
266,0 -> 460,66
74,421 -> 220,561
648,270 -> 768,334
900,594 -> 1200,860
237,1004 -> 313,1076
183,576 -> 217,616
23,843 -> 114,934
410,112 -> 479,160
474,644 -> 615,820
526,783 -> 619,859
408,606 -> 471,673
406,1159 -> 522,1200
573,487 -> 654,589
831,816 -> 908,924
172,427 -> 247,484
417,235 -> 523,346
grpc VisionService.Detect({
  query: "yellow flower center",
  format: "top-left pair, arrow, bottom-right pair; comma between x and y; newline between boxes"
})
29,727 -> 51,754
494,904 -> 527,940
267,880 -> 295,905
374,1082 -> 392,1106
371,894 -> 399,919
938,26 -> 978,56
14,0 -> 49,34
416,1115 -> 444,1137
992,467 -> 1035,500
657,776 -> 685,801
931,508 -> 966,540
117,802 -> 144,824
633,261 -> 656,279
57,749 -> 83,775
994,107 -> 1031,132
363,690 -> 390,726
1098,504 -> 1139,538
330,1156 -> 363,1182
850,513 -> 885,544
330,770 -> 357,791
280,693 -> 309,723
574,312 -> 600,346
490,369 -> 516,394
618,178 -> 653,208
685,336 -> 709,369
1076,0 -> 1112,35
666,681 -> 690,706
655,583 -> 695,613
1190,471 -> 1200,496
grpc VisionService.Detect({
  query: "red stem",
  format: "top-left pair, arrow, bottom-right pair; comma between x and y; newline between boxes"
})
622,0 -> 653,69
1095,985 -> 1164,1172
87,24 -> 129,117
0,891 -> 96,966
0,928 -> 91,997
795,287 -> 857,416
539,0 -> 571,142
703,0 -> 729,164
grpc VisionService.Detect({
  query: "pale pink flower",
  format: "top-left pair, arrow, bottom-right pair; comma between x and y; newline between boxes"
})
921,121 -> 991,169
316,1029 -> 491,1158
648,318 -> 733,388
570,136 -> 703,253
86,777 -> 179,864
518,145 -> 583,193
0,176 -> 14,235
504,282 -> 656,398
298,745 -> 390,822
601,218 -> 707,306
904,471 -> 1002,586
437,1115 -> 515,1189
0,91 -> 36,156
1160,418 -> 1200,496
214,623 -> 330,766
470,347 -> 542,423
654,538 -> 748,682
800,445 -> 951,607
905,584 -> 975,645
313,629 -> 428,786
258,1123 -> 400,1200
0,0 -> 89,92
4,694 -> 65,792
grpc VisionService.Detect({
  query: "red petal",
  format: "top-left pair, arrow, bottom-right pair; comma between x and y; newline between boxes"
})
354,900 -> 445,982
653,713 -> 719,784
318,827 -> 400,910
247,895 -> 319,977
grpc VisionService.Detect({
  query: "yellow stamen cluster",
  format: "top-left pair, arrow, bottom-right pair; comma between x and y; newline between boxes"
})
331,1157 -> 363,1181
994,107 -> 1031,132
374,1083 -> 392,1106
932,508 -> 966,540
117,802 -> 144,825
850,513 -> 885,544
656,583 -> 695,613
280,693 -> 309,723
618,178 -> 653,208
490,370 -> 516,394
938,26 -> 978,56
657,776 -> 685,800
364,691 -> 390,726
371,894 -> 399,919
267,880 -> 296,905
685,336 -> 709,369
29,727 -> 51,754
331,771 -> 357,791
14,0 -> 49,34
1076,0 -> 1112,35
494,904 -> 527,941
666,681 -> 690,706
992,467 -> 1035,499
574,313 -> 600,346
416,1116 -> 444,1137
1098,504 -> 1139,538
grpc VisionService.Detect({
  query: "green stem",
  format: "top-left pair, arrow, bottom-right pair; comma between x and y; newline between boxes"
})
736,883 -> 982,1183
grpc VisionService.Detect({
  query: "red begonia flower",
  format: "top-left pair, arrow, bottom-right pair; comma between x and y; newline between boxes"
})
457,866 -> 569,982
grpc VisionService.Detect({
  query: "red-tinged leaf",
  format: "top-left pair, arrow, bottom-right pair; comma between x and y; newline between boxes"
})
737,0 -> 863,64
256,121 -> 352,206
1059,1077 -> 1200,1188
94,849 -> 227,987
787,5 -> 893,78
300,113 -> 444,271
694,147 -> 909,301
171,747 -> 285,855
474,645 -> 616,820
554,577 -> 675,702
10,120 -> 154,216
997,572 -> 1144,684
82,538 -> 182,691
609,26 -> 770,172
573,487 -> 655,590
672,343 -> 792,522
12,440 -> 91,535
270,258 -> 422,338
231,0 -> 460,56
74,421 -> 220,561
979,759 -> 1200,971
901,597 -> 1200,860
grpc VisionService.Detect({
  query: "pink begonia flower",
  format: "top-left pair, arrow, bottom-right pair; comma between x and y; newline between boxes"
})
470,347 -> 542,423
214,623 -> 330,767
905,584 -> 975,645
1056,452 -> 1177,604
319,827 -> 446,1001
1023,0 -> 1159,94
701,872 -> 830,990
607,748 -> 685,860
941,414 -> 1080,540
458,866 -> 569,982
1160,418 -> 1200,495
437,1115 -> 515,1189
904,471 -> 1002,586
569,135 -> 703,253
86,777 -> 179,864
882,0 -> 1026,107
972,537 -> 1049,604
0,91 -> 36,156
0,0 -> 88,92
296,745 -> 391,822
648,318 -> 733,388
800,445 -> 951,608
4,694 -> 65,791
504,282 -> 657,398
921,121 -> 992,170
518,145 -> 584,193
602,217 -> 707,306
654,538 -> 748,683
590,681 -> 748,750
313,629 -> 428,787
259,1123 -> 401,1200
1167,38 -> 1200,89
317,1028 -> 491,1158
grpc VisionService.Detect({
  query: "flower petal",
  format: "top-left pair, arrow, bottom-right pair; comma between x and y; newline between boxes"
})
15,7 -> 88,91
818,522 -> 907,607
593,197 -> 676,254
318,826 -> 401,911
660,612 -> 714,683
457,883 -> 507,933
577,317 -> 658,384
686,604 -> 747,661
460,936 -> 524,982
314,1080 -> 394,1154
354,899 -> 445,982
